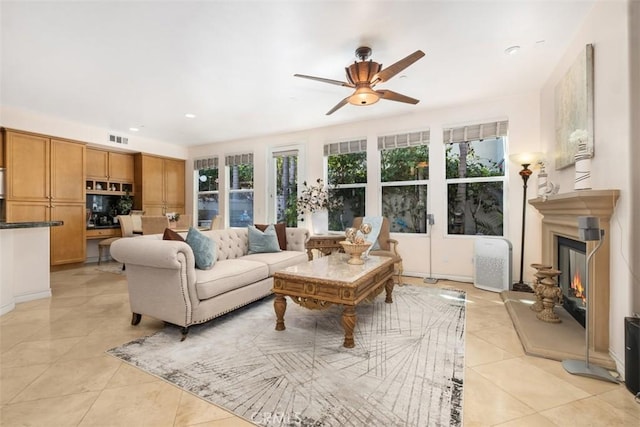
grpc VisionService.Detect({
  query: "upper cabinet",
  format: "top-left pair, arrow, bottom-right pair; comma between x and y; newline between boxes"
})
134,154 -> 185,215
3,128 -> 86,265
86,148 -> 134,194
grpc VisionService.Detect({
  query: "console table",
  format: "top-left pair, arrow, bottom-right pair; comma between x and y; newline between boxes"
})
305,234 -> 346,260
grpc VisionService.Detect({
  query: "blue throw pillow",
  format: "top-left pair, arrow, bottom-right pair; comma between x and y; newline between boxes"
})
248,224 -> 281,254
186,227 -> 216,270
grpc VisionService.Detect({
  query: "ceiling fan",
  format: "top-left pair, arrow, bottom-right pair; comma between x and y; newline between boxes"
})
294,46 -> 425,115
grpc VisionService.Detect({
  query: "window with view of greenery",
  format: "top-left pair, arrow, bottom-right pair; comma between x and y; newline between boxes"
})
326,150 -> 366,231
273,151 -> 298,227
445,136 -> 505,236
227,154 -> 254,227
197,165 -> 219,228
380,139 -> 429,234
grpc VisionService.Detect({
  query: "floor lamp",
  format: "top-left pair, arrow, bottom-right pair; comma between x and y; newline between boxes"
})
562,217 -> 619,383
424,213 -> 437,284
509,152 -> 543,292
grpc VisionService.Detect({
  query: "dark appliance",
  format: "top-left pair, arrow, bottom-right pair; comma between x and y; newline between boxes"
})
625,317 -> 640,396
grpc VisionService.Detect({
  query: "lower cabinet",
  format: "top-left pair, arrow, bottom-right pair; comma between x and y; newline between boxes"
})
50,204 -> 86,265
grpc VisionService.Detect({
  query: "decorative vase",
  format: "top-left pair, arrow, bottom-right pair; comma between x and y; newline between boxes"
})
537,166 -> 548,197
339,241 -> 372,265
311,210 -> 328,235
535,268 -> 563,323
574,141 -> 592,190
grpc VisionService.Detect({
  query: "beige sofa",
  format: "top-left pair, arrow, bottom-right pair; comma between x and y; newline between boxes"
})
111,227 -> 309,339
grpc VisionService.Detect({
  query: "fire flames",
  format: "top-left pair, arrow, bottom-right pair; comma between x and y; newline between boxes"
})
571,272 -> 586,305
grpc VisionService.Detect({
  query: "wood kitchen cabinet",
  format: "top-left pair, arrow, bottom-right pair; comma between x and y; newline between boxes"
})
86,148 -> 134,195
134,154 -> 185,215
86,148 -> 134,182
3,128 -> 86,265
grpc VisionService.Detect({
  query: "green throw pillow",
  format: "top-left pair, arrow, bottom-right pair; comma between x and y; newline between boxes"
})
186,227 -> 216,270
248,224 -> 281,254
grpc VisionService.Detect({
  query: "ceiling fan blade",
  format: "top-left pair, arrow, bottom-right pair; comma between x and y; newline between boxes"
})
371,50 -> 425,85
326,97 -> 350,115
294,74 -> 353,87
377,89 -> 420,105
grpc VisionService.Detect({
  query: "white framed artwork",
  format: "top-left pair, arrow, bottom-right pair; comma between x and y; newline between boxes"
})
554,44 -> 594,170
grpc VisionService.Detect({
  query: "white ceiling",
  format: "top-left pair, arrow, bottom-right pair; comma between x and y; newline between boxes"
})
1,1 -> 595,147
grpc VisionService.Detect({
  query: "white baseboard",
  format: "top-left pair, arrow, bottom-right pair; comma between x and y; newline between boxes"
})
14,290 -> 52,304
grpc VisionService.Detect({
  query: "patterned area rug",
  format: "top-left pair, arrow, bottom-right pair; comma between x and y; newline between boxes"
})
108,285 -> 466,427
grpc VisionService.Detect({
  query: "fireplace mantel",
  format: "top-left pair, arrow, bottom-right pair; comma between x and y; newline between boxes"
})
529,189 -> 619,368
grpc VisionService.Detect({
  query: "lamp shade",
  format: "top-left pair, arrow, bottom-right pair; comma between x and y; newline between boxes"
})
509,152 -> 544,166
348,85 -> 380,106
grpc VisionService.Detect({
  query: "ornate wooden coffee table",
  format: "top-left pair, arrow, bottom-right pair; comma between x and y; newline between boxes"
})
272,253 -> 395,348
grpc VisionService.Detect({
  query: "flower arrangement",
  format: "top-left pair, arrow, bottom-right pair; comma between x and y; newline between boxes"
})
569,129 -> 588,145
296,179 -> 332,215
166,212 -> 181,223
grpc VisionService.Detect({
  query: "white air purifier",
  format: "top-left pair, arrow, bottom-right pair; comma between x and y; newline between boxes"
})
474,237 -> 512,292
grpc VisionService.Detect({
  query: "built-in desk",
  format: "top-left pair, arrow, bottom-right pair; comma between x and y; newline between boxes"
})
0,221 -> 63,315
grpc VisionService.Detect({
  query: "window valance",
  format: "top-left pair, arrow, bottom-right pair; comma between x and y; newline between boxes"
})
443,120 -> 508,144
193,157 -> 218,170
377,130 -> 430,150
225,153 -> 253,166
323,139 -> 367,156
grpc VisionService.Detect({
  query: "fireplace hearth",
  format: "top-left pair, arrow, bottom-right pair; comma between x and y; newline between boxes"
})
557,236 -> 586,327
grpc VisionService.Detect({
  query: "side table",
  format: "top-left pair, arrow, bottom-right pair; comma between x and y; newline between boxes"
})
305,234 -> 346,260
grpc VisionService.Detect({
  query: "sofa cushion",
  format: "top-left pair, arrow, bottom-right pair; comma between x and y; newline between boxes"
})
195,259 -> 269,300
242,251 -> 309,276
255,222 -> 287,250
248,225 -> 281,254
186,227 -> 216,270
163,228 -> 184,241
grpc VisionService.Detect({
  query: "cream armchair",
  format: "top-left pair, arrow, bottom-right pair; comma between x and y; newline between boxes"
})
353,217 -> 403,283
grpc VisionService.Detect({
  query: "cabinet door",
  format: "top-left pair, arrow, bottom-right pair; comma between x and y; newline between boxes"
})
141,156 -> 165,206
0,131 -> 4,168
51,139 -> 85,203
163,158 -> 185,212
86,148 -> 109,179
5,131 -> 50,202
6,201 -> 50,222
50,203 -> 86,265
109,152 -> 134,182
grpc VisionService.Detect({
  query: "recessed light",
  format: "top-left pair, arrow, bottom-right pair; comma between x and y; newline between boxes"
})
129,127 -> 139,132
504,45 -> 521,56
185,113 -> 196,119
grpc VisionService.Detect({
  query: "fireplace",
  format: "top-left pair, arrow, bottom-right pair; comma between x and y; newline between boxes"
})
557,236 -> 586,327
529,189 -> 619,369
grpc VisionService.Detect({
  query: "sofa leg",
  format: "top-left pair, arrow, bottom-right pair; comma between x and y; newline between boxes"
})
180,327 -> 189,341
131,312 -> 142,325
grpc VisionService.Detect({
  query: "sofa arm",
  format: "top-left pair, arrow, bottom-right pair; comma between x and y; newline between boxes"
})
110,237 -> 199,327
285,227 -> 310,252
111,238 -> 195,270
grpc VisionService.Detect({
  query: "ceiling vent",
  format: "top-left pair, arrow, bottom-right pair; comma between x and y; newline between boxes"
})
108,133 -> 129,145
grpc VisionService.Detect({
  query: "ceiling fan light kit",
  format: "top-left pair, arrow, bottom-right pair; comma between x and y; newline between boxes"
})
294,46 -> 425,115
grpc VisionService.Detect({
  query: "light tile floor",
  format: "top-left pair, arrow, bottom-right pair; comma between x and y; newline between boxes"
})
1,262 -> 638,426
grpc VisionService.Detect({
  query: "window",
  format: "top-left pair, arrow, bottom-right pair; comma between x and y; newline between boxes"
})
325,139 -> 367,231
226,153 -> 254,227
379,131 -> 430,234
195,157 -> 219,228
444,121 -> 508,236
272,149 -> 299,226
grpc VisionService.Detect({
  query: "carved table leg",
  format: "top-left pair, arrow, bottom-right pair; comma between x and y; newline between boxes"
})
342,305 -> 357,348
274,295 -> 287,331
385,278 -> 394,303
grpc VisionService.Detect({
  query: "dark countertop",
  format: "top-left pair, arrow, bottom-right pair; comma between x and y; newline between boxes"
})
87,224 -> 120,230
0,221 -> 63,230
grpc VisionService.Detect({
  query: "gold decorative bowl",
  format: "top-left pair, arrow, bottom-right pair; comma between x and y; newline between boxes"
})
339,241 -> 371,265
